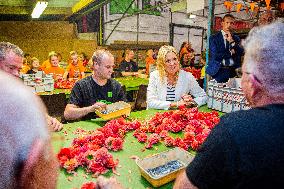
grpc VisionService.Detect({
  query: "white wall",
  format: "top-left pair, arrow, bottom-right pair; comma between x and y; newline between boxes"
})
103,0 -> 253,52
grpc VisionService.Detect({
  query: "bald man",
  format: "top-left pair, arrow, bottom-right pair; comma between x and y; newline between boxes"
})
0,70 -> 59,188
0,41 -> 63,131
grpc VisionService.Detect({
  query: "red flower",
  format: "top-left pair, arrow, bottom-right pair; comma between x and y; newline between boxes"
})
159,130 -> 168,138
191,139 -> 199,150
164,136 -> 175,147
183,131 -> 195,145
174,138 -> 189,151
127,120 -> 141,131
63,158 -> 79,173
104,137 -> 123,151
136,133 -> 148,143
88,160 -> 108,175
145,133 -> 160,149
58,147 -> 73,160
81,182 -> 96,189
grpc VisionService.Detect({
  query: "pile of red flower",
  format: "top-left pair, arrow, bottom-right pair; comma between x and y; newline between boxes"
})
58,107 -> 220,176
183,67 -> 202,79
133,107 -> 220,150
57,117 -> 141,176
81,182 -> 96,189
54,79 -> 76,89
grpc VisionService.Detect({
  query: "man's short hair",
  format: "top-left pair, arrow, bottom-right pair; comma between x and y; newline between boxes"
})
222,14 -> 235,21
243,21 -> 284,93
125,49 -> 134,56
0,42 -> 24,62
92,49 -> 113,66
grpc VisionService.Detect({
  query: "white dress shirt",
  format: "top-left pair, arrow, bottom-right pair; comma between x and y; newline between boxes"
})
221,30 -> 234,66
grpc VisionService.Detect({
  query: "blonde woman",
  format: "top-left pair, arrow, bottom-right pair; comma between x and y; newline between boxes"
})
147,45 -> 207,110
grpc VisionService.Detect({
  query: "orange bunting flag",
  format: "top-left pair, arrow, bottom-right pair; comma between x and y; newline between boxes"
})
224,1 -> 228,8
236,3 -> 242,12
250,2 -> 256,12
265,0 -> 271,9
227,1 -> 233,11
245,6 -> 249,13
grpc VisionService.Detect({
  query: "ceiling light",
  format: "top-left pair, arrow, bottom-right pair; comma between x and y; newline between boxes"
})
31,1 -> 48,18
189,14 -> 196,19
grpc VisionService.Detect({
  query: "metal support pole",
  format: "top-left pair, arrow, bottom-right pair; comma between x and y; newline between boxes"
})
204,0 -> 215,90
136,0 -> 139,61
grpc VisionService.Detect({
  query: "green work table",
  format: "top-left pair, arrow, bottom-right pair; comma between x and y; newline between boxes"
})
37,89 -> 71,96
53,106 -> 221,189
115,77 -> 149,91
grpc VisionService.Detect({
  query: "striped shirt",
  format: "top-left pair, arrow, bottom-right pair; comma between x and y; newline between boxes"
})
166,85 -> 176,102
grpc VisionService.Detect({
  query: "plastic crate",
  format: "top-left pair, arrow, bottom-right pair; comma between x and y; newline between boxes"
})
136,147 -> 194,187
95,101 -> 131,120
207,79 -> 250,113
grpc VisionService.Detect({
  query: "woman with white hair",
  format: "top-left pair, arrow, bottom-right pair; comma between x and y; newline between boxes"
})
147,45 -> 207,110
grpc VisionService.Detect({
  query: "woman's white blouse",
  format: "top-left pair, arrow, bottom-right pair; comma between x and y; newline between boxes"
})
147,70 -> 208,110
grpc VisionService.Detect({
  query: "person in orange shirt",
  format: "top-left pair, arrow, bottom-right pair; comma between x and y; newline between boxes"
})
40,51 -> 56,71
179,41 -> 194,60
45,53 -> 65,81
64,51 -> 85,80
20,57 -> 31,74
145,49 -> 155,75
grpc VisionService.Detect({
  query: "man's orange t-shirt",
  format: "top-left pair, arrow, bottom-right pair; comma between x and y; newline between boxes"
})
145,56 -> 155,75
40,59 -> 52,71
45,66 -> 65,75
20,64 -> 31,74
66,63 -> 85,79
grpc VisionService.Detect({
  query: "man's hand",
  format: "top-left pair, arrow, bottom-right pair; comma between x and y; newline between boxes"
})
96,176 -> 124,189
47,115 -> 63,132
225,32 -> 234,43
90,102 -> 107,112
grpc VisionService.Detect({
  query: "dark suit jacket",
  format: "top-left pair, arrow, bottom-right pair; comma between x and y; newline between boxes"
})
207,31 -> 244,77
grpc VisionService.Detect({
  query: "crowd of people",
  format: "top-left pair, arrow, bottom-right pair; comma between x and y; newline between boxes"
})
20,51 -> 88,82
0,12 -> 283,189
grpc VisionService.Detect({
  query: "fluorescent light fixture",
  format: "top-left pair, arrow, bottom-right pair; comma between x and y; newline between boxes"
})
31,1 -> 48,18
189,14 -> 196,19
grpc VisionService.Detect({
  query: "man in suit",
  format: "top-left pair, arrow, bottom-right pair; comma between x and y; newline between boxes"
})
207,14 -> 244,83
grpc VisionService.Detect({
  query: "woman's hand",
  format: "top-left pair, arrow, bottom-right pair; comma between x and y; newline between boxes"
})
181,94 -> 194,105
